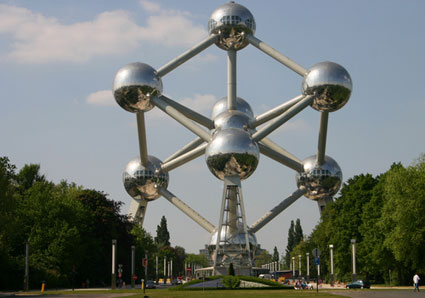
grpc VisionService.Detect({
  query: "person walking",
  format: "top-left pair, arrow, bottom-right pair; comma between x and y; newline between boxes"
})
413,273 -> 420,292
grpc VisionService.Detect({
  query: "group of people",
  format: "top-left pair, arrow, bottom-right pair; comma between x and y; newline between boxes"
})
294,280 -> 314,290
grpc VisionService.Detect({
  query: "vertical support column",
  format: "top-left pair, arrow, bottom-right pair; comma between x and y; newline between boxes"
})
24,241 -> 29,291
131,245 -> 135,288
329,244 -> 334,285
144,253 -> 148,283
351,239 -> 356,281
306,253 -> 310,282
298,255 -> 302,277
136,111 -> 149,167
317,111 -> 329,166
227,50 -> 237,111
236,178 -> 252,270
292,257 -> 295,277
164,257 -> 167,283
111,240 -> 117,290
212,182 -> 228,275
156,255 -> 159,283
171,259 -> 173,282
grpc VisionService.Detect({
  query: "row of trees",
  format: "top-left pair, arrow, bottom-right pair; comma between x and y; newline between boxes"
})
0,157 -> 207,290
287,155 -> 425,285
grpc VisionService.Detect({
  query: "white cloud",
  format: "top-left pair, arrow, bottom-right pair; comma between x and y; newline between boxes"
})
180,93 -> 217,115
139,0 -> 161,13
86,90 -> 114,106
0,4 -> 207,63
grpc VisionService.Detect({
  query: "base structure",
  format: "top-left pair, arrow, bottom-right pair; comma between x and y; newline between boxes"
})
210,176 -> 256,275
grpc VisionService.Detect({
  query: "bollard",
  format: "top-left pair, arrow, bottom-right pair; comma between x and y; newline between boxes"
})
41,281 -> 46,292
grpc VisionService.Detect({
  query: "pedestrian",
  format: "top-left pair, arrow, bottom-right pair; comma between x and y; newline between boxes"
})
413,273 -> 420,292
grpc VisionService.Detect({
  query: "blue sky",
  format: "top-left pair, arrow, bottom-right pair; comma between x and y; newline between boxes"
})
1,0 -> 424,255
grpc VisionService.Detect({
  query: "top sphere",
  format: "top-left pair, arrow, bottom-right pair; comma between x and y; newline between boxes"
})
113,62 -> 163,113
208,1 -> 256,50
302,61 -> 352,112
211,96 -> 254,120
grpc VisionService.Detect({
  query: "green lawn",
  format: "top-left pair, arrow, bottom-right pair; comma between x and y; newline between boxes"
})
133,289 -> 347,298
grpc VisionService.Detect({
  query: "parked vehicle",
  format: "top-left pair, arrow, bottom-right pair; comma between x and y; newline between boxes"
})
346,280 -> 370,289
145,280 -> 156,289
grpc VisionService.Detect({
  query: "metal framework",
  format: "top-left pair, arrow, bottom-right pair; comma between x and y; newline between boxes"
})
113,2 -> 352,275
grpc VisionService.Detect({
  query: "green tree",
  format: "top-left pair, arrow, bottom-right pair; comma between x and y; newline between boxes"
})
273,246 -> 279,262
228,262 -> 235,276
254,249 -> 272,267
378,156 -> 425,284
155,216 -> 170,248
285,220 -> 295,267
294,219 -> 304,244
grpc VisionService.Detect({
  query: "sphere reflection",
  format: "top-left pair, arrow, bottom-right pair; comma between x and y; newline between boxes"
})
123,156 -> 169,201
206,128 -> 259,180
208,2 -> 256,50
296,155 -> 342,200
113,62 -> 163,113
302,61 -> 352,112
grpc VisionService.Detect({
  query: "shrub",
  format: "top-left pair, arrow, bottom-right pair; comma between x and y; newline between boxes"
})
222,275 -> 240,289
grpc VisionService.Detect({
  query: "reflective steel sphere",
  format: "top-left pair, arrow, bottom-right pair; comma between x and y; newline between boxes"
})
302,61 -> 352,112
206,128 -> 259,180
296,155 -> 342,200
211,97 -> 254,120
214,110 -> 252,132
113,62 -> 163,113
123,156 -> 169,201
210,225 -> 257,247
208,1 -> 256,50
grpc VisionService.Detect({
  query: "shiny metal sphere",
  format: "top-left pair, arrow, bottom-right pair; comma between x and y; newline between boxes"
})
302,61 -> 352,112
205,128 -> 259,180
296,155 -> 342,200
211,97 -> 254,120
113,62 -> 163,113
210,225 -> 257,246
123,156 -> 169,201
214,110 -> 252,132
208,1 -> 256,50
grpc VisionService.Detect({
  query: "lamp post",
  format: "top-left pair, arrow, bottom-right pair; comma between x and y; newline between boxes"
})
329,244 -> 334,285
298,255 -> 302,278
111,240 -> 117,290
306,253 -> 310,282
292,257 -> 295,277
131,245 -> 135,288
351,239 -> 356,281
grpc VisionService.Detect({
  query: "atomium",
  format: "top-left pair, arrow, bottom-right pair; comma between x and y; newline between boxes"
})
112,1 -> 352,276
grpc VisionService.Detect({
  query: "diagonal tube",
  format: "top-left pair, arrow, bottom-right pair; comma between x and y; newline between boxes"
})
158,95 -> 214,129
136,111 -> 149,167
251,95 -> 305,128
163,137 -> 204,164
157,34 -> 219,77
161,143 -> 207,172
260,138 -> 303,170
249,187 -> 306,233
246,34 -> 308,77
317,111 -> 329,166
258,143 -> 303,172
252,95 -> 314,142
227,49 -> 237,111
158,188 -> 216,234
151,95 -> 211,142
